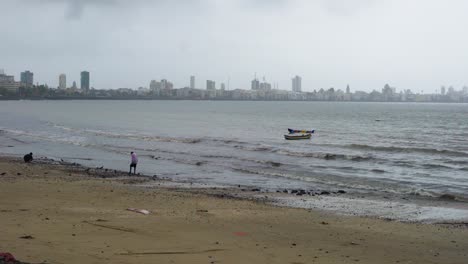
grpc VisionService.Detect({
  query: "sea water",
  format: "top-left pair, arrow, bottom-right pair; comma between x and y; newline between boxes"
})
1,100 -> 467,204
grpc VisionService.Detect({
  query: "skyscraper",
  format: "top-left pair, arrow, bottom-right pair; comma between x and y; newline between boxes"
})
190,76 -> 195,89
150,80 -> 161,91
80,71 -> 90,91
20,71 -> 34,86
346,84 -> 350,94
292,75 -> 302,92
206,80 -> 216,90
59,74 -> 66,89
251,78 -> 260,90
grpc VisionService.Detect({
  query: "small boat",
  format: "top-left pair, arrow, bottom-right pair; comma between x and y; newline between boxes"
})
284,134 -> 311,140
288,128 -> 315,134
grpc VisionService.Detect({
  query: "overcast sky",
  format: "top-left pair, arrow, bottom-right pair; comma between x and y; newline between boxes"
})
2,0 -> 468,92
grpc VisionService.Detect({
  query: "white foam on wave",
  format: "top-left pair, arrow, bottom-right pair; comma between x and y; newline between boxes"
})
1,128 -> 88,147
270,195 -> 468,223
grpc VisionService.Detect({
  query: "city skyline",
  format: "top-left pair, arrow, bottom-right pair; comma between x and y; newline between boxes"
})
3,68 -> 468,97
3,1 -> 468,92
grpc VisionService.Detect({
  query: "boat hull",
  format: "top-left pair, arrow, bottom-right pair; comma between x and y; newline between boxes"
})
284,134 -> 311,140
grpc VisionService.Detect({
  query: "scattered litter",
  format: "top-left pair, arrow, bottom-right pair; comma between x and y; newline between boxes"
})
233,232 -> 248,237
83,220 -> 135,233
126,208 -> 150,215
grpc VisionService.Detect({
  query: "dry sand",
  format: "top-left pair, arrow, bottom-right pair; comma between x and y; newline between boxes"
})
0,158 -> 467,264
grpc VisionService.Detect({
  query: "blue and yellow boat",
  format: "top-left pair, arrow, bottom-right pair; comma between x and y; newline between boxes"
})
284,128 -> 314,140
284,133 -> 312,140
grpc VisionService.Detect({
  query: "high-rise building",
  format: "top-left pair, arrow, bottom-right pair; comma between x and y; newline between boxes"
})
20,71 -> 34,86
346,84 -> 350,94
220,83 -> 226,90
80,71 -> 90,91
150,80 -> 162,91
0,70 -> 20,92
259,80 -> 271,90
161,79 -> 169,90
206,80 -> 216,90
251,78 -> 260,90
292,76 -> 302,92
448,86 -> 455,94
72,81 -> 77,89
59,74 -> 66,89
441,86 -> 446,95
190,76 -> 195,89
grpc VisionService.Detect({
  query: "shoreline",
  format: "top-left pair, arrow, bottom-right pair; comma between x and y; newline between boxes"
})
1,156 -> 467,264
2,154 -> 468,224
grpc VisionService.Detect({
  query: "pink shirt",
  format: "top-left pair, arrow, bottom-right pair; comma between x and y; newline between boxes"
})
131,153 -> 138,164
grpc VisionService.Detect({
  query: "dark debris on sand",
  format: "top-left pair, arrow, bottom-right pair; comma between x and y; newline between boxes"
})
0,253 -> 32,264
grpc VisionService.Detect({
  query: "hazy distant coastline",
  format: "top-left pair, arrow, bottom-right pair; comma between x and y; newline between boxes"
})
1,96 -> 468,103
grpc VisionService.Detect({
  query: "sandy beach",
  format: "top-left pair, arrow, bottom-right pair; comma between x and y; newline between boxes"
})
1,157 -> 467,264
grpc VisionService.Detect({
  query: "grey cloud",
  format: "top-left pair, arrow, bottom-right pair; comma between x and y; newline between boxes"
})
20,0 -> 146,19
320,0 -> 376,16
2,0 -> 468,92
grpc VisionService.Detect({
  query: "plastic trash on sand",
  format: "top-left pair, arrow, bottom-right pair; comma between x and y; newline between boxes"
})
126,208 -> 150,215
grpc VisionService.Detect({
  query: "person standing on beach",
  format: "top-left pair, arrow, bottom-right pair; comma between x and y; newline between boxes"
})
129,152 -> 138,175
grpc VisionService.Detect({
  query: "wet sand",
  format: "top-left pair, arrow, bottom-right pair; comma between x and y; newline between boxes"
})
0,157 -> 467,264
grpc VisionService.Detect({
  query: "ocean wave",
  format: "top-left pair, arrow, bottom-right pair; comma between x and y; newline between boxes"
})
233,144 -> 275,152
275,149 -> 374,161
1,128 -> 89,147
346,144 -> 468,157
50,123 -> 205,145
421,163 -> 456,170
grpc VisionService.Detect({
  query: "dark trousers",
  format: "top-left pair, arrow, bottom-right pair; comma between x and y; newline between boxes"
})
129,163 -> 137,174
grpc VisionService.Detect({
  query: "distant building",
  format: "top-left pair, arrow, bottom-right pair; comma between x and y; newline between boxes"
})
190,76 -> 195,89
220,83 -> 226,91
72,81 -> 77,89
206,80 -> 216,90
448,86 -> 455,95
346,84 -> 350,94
150,80 -> 161,91
59,74 -> 66,89
382,84 -> 394,94
161,79 -> 170,90
20,71 -> 34,87
0,71 -> 20,93
292,76 -> 302,92
0,73 -> 15,83
80,71 -> 90,91
259,81 -> 272,91
251,78 -> 260,90
441,86 -> 446,95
